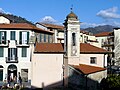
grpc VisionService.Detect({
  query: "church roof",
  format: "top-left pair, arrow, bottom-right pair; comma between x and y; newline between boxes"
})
34,43 -> 109,54
80,43 -> 109,54
66,11 -> 78,19
34,43 -> 64,53
71,64 -> 106,75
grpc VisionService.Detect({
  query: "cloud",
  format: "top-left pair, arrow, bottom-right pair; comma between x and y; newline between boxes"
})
97,7 -> 120,19
0,8 -> 5,13
40,16 -> 57,24
0,8 -> 11,14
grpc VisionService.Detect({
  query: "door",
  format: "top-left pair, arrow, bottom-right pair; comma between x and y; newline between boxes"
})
0,69 -> 3,81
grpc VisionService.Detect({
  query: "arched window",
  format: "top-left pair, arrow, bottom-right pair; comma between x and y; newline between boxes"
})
72,33 -> 76,46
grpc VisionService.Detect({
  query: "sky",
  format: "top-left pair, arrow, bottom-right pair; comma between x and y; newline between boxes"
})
0,0 -> 120,28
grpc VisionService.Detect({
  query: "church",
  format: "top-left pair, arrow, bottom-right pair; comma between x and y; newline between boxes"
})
31,11 -> 109,90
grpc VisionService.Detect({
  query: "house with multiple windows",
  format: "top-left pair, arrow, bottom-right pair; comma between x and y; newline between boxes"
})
36,23 -> 64,43
0,16 -> 53,82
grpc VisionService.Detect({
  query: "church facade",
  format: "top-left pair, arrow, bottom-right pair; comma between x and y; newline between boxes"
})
31,11 -> 108,89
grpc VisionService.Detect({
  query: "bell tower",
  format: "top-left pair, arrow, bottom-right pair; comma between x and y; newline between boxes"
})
64,10 -> 80,65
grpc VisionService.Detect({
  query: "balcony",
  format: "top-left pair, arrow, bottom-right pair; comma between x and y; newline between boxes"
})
16,40 -> 29,47
102,41 -> 114,47
0,40 -> 9,47
6,57 -> 18,63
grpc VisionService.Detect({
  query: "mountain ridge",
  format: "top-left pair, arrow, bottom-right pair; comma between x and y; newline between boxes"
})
82,25 -> 119,34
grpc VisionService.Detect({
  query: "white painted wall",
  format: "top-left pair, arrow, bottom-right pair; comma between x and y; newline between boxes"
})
31,53 -> 64,88
80,54 -> 105,67
0,16 -> 10,24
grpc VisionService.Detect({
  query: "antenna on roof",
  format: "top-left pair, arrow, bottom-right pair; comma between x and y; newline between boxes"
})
70,4 -> 73,12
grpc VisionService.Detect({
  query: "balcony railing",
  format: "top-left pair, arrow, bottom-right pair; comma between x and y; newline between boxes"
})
102,41 -> 114,47
0,40 -> 9,46
6,57 -> 18,63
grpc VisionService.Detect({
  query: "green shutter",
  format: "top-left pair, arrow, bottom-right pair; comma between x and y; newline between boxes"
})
22,48 -> 27,57
4,31 -> 6,43
0,47 -> 3,57
44,34 -> 46,42
40,33 -> 41,42
27,32 -> 29,44
11,31 -> 15,40
0,32 -> 1,44
19,32 -> 22,44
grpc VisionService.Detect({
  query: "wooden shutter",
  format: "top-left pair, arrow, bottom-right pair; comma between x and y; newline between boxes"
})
19,32 -> 22,44
27,32 -> 29,44
4,31 -> 6,44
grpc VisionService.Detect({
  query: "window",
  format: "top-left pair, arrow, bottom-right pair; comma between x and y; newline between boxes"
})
72,33 -> 76,46
10,31 -> 16,40
0,31 -> 6,44
44,34 -> 46,42
19,32 -> 29,44
48,35 -> 50,43
0,47 -> 4,57
90,57 -> 97,64
8,48 -> 17,60
39,33 -> 42,42
22,48 -> 27,57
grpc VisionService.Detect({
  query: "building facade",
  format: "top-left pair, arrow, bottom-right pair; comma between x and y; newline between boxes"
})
0,16 -> 53,82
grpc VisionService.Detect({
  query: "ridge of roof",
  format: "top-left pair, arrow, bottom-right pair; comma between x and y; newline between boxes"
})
36,22 -> 64,30
0,23 -> 53,34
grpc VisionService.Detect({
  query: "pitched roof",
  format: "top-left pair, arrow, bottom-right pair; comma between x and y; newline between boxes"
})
94,32 -> 110,37
80,43 -> 108,54
34,43 -> 109,54
37,23 -> 64,30
34,43 -> 64,53
72,64 -> 106,75
0,23 -> 53,34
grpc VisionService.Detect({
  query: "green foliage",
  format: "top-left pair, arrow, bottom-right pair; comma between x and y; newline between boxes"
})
100,74 -> 120,90
0,12 -> 34,25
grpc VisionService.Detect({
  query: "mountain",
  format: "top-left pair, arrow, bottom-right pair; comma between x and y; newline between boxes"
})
0,13 -> 34,25
82,25 -> 119,34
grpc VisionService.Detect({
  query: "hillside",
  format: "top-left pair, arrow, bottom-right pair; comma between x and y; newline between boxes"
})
82,25 -> 119,34
0,13 -> 34,25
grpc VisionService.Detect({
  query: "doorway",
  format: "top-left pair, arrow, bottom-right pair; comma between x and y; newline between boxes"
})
7,64 -> 17,80
0,65 -> 3,81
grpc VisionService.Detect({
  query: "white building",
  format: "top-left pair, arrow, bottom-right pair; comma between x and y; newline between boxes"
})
0,16 -> 53,82
36,23 -> 64,43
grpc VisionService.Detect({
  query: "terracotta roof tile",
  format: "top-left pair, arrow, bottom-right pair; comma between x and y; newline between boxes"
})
80,43 -> 108,54
94,32 -> 110,37
37,23 -> 64,30
34,43 -> 64,53
0,23 -> 53,34
34,43 -> 109,53
72,64 -> 106,74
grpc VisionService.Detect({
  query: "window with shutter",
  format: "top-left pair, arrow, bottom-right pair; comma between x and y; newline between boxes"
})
10,31 -> 16,40
0,31 -> 6,44
0,47 -> 3,57
22,47 -> 27,57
